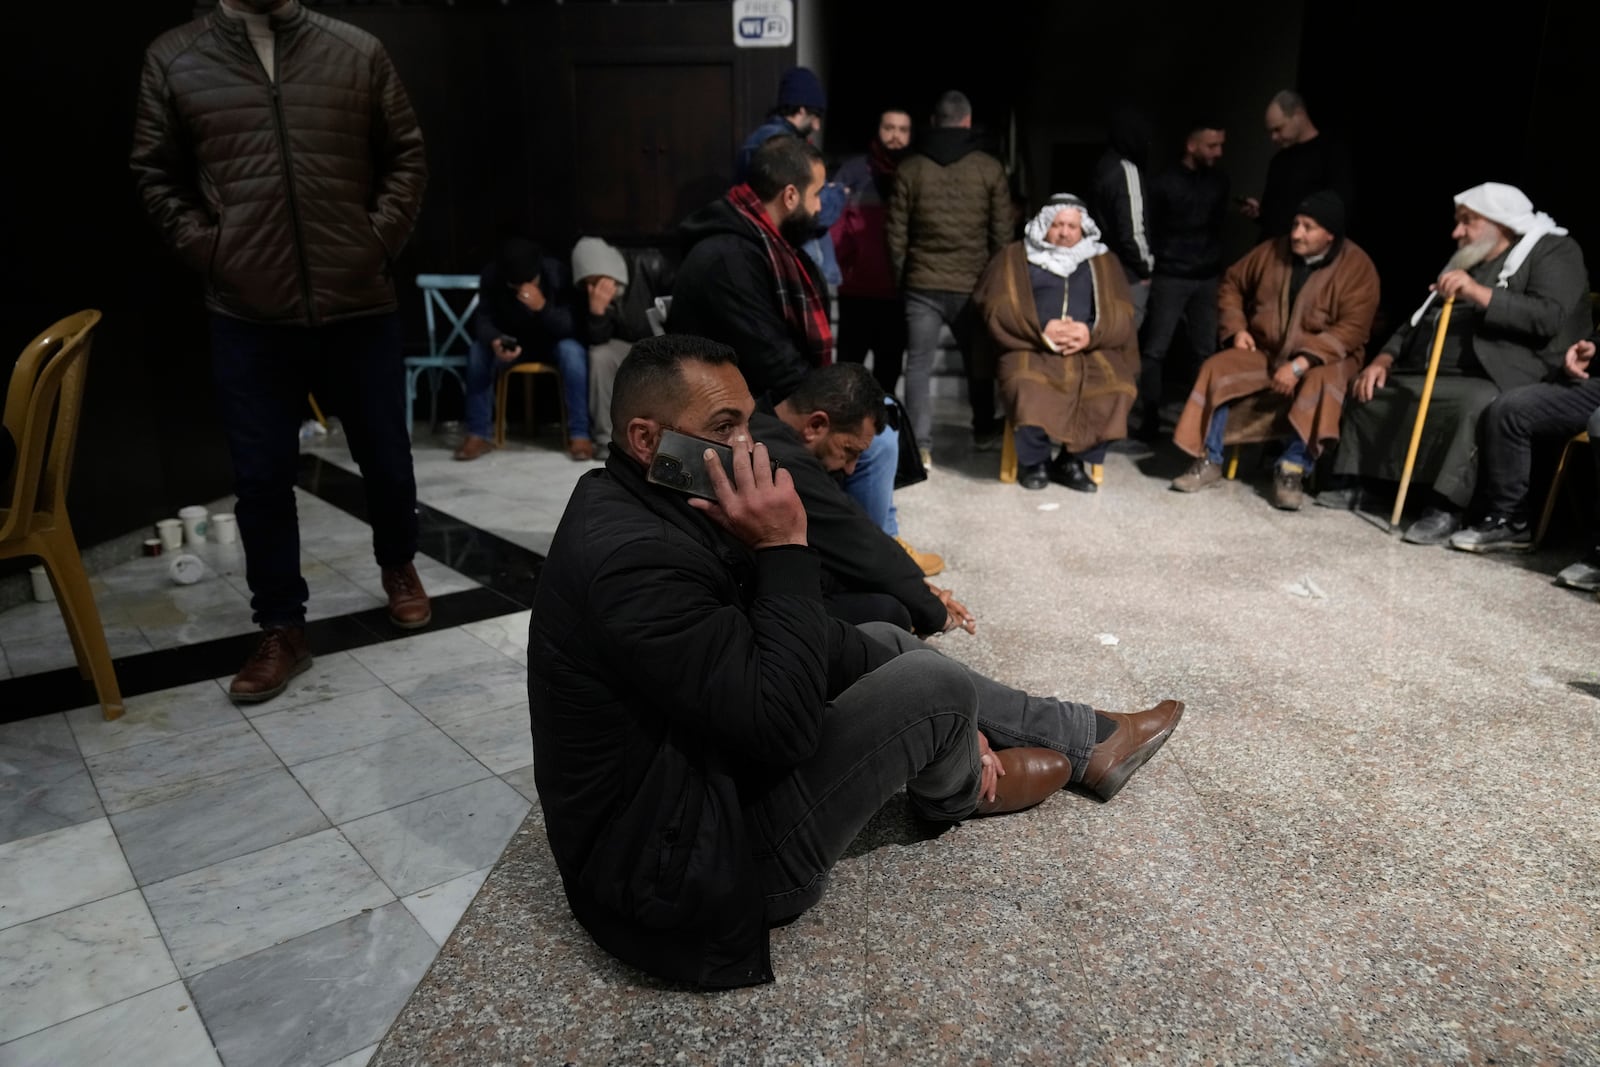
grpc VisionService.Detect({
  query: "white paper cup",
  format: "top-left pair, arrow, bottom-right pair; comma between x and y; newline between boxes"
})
156,518 -> 184,551
210,512 -> 238,544
178,505 -> 208,546
29,565 -> 55,602
168,553 -> 206,586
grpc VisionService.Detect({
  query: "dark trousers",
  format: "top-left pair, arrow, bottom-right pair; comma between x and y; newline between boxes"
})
1014,425 -> 1109,467
1480,377 -> 1600,521
755,622 -> 1098,925
1138,274 -> 1219,430
837,295 -> 908,396
905,289 -> 997,446
210,312 -> 419,628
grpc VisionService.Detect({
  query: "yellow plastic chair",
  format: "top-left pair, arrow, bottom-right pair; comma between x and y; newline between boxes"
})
998,417 -> 1105,485
493,363 -> 568,449
1534,431 -> 1591,546
0,310 -> 123,719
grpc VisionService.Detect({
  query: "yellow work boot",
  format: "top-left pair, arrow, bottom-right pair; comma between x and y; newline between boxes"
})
895,536 -> 944,577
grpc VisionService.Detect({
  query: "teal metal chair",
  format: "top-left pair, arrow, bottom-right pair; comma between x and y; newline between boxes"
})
405,273 -> 479,435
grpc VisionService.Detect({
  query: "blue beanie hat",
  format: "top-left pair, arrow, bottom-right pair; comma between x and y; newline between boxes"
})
777,67 -> 826,113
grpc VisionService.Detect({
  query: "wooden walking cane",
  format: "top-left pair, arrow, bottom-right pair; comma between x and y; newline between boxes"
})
1389,295 -> 1456,529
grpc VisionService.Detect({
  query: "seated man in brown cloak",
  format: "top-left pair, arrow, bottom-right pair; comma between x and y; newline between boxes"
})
1170,191 -> 1379,509
973,195 -> 1139,492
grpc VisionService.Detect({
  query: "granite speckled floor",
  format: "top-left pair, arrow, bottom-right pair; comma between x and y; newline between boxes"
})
365,407 -> 1600,1067
4,400 -> 1597,1066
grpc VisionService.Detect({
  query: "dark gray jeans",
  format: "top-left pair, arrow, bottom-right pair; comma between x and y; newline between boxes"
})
904,288 -> 994,447
754,622 -> 1098,924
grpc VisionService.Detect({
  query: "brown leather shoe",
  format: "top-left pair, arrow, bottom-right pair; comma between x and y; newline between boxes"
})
1080,700 -> 1185,801
229,627 -> 312,705
453,434 -> 494,461
381,562 -> 432,629
568,437 -> 596,461
975,747 -> 1073,816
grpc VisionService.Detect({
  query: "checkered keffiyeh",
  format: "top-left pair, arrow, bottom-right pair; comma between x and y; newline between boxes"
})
726,182 -> 833,368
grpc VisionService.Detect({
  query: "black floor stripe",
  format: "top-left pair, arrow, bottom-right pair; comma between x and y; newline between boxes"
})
0,456 -> 545,723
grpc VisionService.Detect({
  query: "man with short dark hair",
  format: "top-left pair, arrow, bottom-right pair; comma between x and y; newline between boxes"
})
1137,121 -> 1230,439
756,363 -> 977,635
132,0 -> 429,704
1240,90 -> 1355,240
672,137 -> 942,575
888,90 -> 1011,462
527,333 -> 1185,989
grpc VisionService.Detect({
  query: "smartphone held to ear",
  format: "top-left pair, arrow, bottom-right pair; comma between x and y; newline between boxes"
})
647,429 -> 777,500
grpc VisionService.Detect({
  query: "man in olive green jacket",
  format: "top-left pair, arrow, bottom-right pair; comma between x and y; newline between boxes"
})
887,90 -> 1011,460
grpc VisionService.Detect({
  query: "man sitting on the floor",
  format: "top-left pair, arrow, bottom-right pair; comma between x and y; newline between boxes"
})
1450,330 -> 1600,593
1170,192 -> 1379,509
527,333 -> 1184,989
1326,183 -> 1590,543
754,362 -> 978,635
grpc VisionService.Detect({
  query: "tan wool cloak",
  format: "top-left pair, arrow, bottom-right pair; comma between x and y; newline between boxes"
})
1173,237 -> 1379,459
974,243 -> 1139,453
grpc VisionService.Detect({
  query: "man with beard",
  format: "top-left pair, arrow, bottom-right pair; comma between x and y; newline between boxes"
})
670,137 -> 944,574
1088,104 -> 1156,330
832,108 -> 913,396
131,0 -> 429,704
1327,183 -> 1590,544
887,91 -> 1012,463
736,67 -> 845,290
1170,191 -> 1379,510
1137,120 -> 1230,441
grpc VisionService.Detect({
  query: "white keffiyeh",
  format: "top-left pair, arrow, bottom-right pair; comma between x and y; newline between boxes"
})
1409,182 -> 1568,327
1024,197 -> 1108,278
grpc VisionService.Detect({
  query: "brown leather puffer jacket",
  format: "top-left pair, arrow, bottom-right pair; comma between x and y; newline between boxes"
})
131,4 -> 426,326
886,128 -> 1011,294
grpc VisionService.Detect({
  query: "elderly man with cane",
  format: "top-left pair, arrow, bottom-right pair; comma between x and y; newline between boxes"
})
1322,183 -> 1590,544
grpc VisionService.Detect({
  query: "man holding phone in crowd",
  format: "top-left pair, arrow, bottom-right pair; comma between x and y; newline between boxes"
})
455,238 -> 593,462
527,333 -> 1185,989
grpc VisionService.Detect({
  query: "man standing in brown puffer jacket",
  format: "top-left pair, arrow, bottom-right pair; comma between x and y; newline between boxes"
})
887,90 -> 1011,464
131,0 -> 429,705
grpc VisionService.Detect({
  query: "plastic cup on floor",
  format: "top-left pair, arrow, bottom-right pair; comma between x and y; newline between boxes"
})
156,518 -> 184,551
178,505 -> 209,546
29,565 -> 55,602
210,512 -> 238,544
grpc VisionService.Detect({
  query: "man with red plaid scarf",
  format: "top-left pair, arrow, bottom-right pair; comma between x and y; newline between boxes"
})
671,137 -> 946,577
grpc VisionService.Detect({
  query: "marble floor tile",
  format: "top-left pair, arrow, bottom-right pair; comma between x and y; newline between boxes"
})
288,726 -> 490,824
144,827 -> 394,977
0,981 -> 220,1067
390,657 -> 528,728
251,688 -> 432,767
317,1043 -> 377,1067
0,645 -> 9,681
186,902 -> 437,1067
347,629 -> 502,689
347,559 -> 477,602
110,768 -> 330,886
434,702 -> 532,774
66,680 -> 240,758
460,610 -> 531,663
213,651 -> 385,720
0,890 -> 179,1044
398,867 -> 491,947
496,764 -> 540,806
0,713 -> 80,768
2,623 -> 154,679
0,598 -> 75,643
0,817 -> 135,931
85,721 -> 279,815
0,757 -> 104,846
339,777 -> 529,897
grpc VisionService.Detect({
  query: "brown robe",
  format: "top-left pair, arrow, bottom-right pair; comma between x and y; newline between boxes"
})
973,244 -> 1139,452
1173,237 -> 1380,459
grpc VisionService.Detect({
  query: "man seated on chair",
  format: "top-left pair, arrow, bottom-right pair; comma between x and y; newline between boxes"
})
670,135 -> 943,577
1449,329 -> 1600,589
1326,183 -> 1590,544
454,237 -> 591,462
572,236 -> 674,461
1170,192 -> 1379,509
755,362 -> 978,636
526,332 -> 1185,989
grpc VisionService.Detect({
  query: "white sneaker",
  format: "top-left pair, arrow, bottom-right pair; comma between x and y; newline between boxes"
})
1556,549 -> 1600,592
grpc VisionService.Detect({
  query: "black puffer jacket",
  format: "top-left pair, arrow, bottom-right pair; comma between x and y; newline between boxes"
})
131,4 -> 426,325
528,453 -> 896,988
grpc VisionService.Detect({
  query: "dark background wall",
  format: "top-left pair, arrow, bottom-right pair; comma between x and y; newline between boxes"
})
4,0 -> 1595,569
